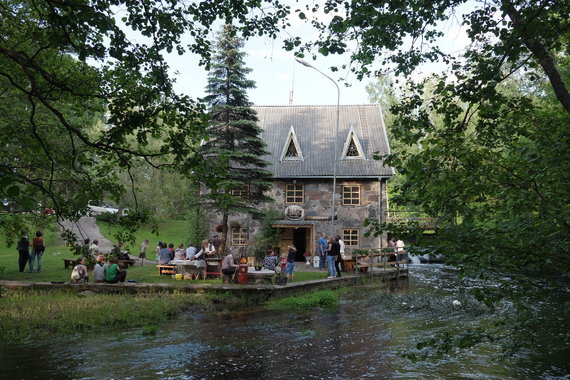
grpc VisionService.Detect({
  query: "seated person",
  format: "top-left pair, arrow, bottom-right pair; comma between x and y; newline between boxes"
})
357,255 -> 372,266
111,241 -> 130,260
221,252 -> 237,277
71,257 -> 89,283
262,250 -> 279,271
174,243 -> 186,260
157,242 -> 173,265
92,254 -> 107,283
105,259 -> 127,283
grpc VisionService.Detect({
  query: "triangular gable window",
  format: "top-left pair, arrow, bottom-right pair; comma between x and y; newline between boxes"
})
285,139 -> 298,157
280,126 -> 304,161
341,126 -> 365,160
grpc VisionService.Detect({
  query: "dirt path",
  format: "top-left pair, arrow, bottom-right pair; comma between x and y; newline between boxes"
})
58,216 -> 114,253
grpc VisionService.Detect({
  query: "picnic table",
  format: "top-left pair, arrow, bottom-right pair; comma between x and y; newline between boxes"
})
246,267 -> 274,285
168,259 -> 205,279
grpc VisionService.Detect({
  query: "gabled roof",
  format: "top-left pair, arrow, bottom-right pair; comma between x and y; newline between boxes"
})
253,104 -> 395,178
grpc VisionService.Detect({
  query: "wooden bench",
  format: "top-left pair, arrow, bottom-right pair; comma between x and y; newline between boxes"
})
342,259 -> 356,273
157,265 -> 176,275
63,258 -> 79,269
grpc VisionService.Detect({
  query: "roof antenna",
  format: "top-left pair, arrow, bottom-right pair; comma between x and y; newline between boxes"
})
289,58 -> 296,105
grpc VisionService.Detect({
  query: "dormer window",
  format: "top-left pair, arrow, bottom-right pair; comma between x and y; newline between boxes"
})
341,126 -> 365,160
285,139 -> 298,158
280,126 -> 304,161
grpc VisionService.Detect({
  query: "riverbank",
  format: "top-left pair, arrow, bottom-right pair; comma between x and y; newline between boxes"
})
0,267 -> 407,298
0,268 -> 408,341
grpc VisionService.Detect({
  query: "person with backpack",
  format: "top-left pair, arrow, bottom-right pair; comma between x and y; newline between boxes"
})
71,257 -> 89,283
29,230 -> 45,273
16,235 -> 30,272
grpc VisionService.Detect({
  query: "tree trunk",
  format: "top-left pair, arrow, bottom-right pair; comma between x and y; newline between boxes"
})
506,3 -> 570,115
219,212 -> 229,255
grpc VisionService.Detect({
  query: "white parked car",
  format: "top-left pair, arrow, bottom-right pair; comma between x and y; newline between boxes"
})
88,202 -> 119,215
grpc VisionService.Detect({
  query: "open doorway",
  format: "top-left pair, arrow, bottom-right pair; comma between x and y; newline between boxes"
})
293,228 -> 306,261
277,226 -> 313,262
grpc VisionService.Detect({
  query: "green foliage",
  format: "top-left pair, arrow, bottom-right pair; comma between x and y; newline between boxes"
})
267,289 -> 342,310
251,209 -> 281,261
195,24 -> 274,252
293,0 -> 570,359
0,289 -> 201,341
0,0 -> 289,245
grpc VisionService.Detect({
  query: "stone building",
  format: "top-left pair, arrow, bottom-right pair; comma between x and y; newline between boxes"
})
209,104 -> 395,261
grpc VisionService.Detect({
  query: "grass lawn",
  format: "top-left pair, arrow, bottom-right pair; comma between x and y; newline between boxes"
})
0,218 -> 327,283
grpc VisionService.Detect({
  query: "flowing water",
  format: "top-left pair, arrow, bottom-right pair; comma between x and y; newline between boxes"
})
2,265 -> 569,379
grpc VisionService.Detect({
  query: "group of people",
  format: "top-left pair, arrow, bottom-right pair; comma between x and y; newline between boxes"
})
318,233 -> 346,279
148,238 -> 217,280
70,254 -> 128,284
16,231 -> 46,273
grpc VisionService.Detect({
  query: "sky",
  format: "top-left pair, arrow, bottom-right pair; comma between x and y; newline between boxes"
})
129,2 -> 473,107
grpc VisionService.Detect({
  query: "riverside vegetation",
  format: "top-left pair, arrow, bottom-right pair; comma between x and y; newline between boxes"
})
0,219 -> 330,341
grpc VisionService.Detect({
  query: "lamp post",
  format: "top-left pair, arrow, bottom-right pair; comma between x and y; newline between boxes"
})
295,57 -> 340,234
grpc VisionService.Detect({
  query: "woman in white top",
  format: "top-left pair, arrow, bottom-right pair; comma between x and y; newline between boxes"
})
193,239 -> 215,260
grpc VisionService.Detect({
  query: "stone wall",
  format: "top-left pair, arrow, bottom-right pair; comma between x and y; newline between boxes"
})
206,178 -> 388,253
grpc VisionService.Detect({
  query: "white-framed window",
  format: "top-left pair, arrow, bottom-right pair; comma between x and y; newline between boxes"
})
341,126 -> 365,160
230,185 -> 249,197
280,126 -> 304,161
342,185 -> 361,205
342,229 -> 359,247
285,184 -> 304,204
232,228 -> 248,246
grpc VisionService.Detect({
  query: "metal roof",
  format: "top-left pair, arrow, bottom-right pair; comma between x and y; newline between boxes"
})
253,105 -> 395,178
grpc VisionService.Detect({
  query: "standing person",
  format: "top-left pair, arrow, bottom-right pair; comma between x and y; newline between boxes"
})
139,239 -> 149,266
192,240 -> 214,280
29,230 -> 45,273
326,237 -> 340,279
286,244 -> 297,282
157,242 -> 173,265
105,258 -> 127,283
16,235 -> 30,272
185,242 -> 197,258
155,241 -> 162,260
71,257 -> 89,283
212,234 -> 221,252
335,235 -> 345,277
395,238 -> 406,262
318,233 -> 328,270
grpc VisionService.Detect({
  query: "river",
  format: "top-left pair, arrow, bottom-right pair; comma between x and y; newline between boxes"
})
2,264 -> 568,379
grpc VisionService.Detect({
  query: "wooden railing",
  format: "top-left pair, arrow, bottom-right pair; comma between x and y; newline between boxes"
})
352,247 -> 408,274
384,211 -> 439,230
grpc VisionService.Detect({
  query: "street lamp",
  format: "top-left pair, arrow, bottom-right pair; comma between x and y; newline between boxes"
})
295,57 -> 340,234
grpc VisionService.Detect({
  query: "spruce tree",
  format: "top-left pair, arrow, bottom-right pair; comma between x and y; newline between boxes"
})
198,24 -> 273,254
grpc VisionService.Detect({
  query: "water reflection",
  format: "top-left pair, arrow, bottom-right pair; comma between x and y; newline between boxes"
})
2,265 -> 568,379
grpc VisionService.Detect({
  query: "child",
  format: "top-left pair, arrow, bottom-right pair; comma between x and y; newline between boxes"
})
71,257 -> 89,283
